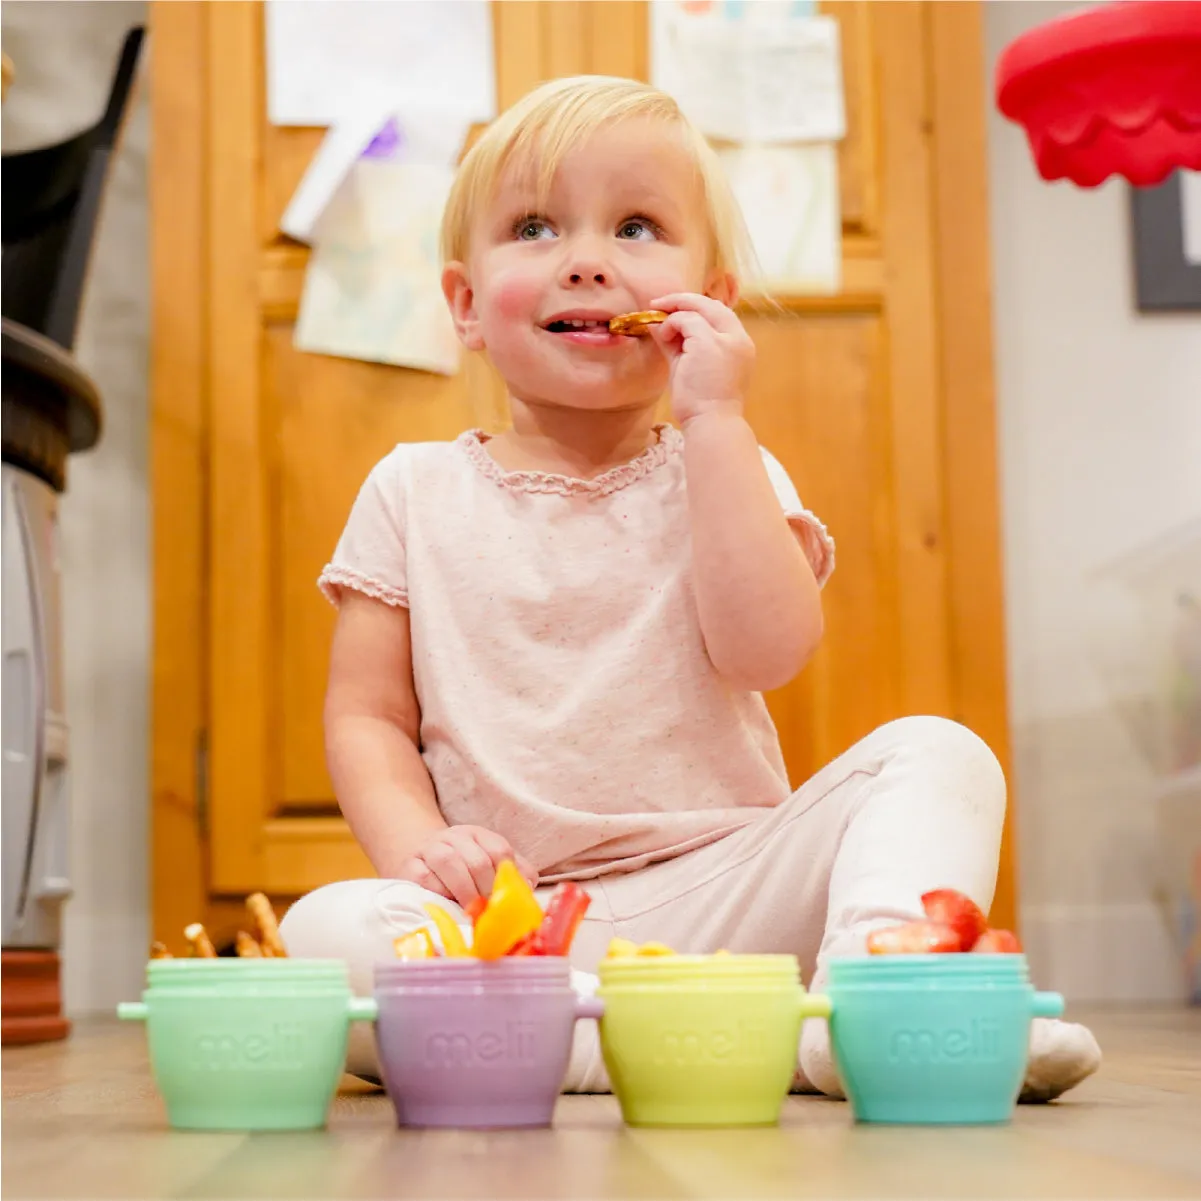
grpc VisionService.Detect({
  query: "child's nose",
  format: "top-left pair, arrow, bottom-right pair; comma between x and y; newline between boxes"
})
561,237 -> 611,287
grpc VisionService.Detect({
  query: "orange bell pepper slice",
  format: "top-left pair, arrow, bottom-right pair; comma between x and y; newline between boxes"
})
472,860 -> 543,960
393,928 -> 437,960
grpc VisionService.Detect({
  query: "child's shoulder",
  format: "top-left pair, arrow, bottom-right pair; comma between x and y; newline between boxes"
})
370,433 -> 475,478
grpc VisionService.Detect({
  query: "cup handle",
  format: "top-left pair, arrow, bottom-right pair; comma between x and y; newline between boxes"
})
799,991 -> 832,1020
575,996 -> 604,1021
1032,991 -> 1064,1018
117,1002 -> 148,1021
348,997 -> 379,1022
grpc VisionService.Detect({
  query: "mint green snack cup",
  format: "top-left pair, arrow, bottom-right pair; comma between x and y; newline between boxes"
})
827,954 -> 1064,1125
117,959 -> 377,1131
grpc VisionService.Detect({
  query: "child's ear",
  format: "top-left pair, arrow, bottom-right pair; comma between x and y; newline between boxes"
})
704,270 -> 739,309
441,262 -> 486,351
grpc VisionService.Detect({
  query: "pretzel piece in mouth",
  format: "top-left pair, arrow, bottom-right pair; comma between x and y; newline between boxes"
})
608,310 -> 668,337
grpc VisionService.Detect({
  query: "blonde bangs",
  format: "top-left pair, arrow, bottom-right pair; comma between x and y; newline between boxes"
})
440,75 -> 758,285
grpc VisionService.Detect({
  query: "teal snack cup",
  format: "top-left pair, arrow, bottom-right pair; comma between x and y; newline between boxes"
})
117,959 -> 377,1130
826,954 -> 1064,1125
598,954 -> 831,1127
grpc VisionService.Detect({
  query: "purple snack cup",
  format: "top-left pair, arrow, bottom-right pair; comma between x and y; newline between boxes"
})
373,957 -> 602,1129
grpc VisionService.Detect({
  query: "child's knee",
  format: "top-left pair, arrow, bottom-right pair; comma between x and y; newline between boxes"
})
883,715 -> 1006,824
280,877 -> 447,969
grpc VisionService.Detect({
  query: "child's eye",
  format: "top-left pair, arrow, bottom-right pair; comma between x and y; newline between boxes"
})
616,217 -> 660,241
514,216 -> 555,241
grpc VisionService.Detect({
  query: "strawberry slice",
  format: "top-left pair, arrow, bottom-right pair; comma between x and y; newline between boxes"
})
867,920 -> 962,954
920,889 -> 988,952
972,928 -> 1022,954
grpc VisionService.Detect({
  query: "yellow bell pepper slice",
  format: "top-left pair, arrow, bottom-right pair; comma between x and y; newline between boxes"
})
605,938 -> 639,959
471,860 -> 543,960
393,928 -> 437,960
424,903 -> 470,957
635,941 -> 676,957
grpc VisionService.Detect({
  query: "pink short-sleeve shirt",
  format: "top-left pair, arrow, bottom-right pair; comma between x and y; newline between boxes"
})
319,426 -> 834,881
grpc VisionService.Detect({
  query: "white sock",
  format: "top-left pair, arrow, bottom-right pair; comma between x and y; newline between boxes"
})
1020,1018 -> 1102,1102
563,970 -> 612,1092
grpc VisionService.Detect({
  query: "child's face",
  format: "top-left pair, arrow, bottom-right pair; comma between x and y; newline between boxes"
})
445,119 -> 731,413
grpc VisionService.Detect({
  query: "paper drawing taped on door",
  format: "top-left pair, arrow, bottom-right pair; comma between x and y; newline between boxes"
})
294,158 -> 462,376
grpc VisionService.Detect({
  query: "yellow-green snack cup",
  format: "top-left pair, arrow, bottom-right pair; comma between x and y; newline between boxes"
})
597,954 -> 829,1127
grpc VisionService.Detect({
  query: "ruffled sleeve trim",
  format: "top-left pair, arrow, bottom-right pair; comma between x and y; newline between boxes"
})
317,565 -> 409,609
785,509 -> 836,589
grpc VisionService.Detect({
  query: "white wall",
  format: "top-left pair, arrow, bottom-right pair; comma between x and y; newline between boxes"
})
1,2 -> 151,1013
985,1 -> 1201,1001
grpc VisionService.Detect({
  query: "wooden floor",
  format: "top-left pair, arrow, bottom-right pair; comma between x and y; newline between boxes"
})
4,1009 -> 1200,1199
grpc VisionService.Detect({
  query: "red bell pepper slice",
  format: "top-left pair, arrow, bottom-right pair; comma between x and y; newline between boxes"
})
508,933 -> 543,956
465,895 -> 488,925
534,883 -> 591,957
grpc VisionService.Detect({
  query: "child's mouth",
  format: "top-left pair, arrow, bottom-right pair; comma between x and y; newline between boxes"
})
541,318 -> 622,347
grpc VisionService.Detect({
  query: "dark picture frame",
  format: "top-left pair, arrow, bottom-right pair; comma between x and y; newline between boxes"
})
1130,170 -> 1201,312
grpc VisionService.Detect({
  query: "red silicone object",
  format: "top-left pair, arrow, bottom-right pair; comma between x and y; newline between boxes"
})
995,1 -> 1201,187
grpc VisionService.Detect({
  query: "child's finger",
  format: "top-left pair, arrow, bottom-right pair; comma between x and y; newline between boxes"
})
514,853 -> 540,890
422,845 -> 484,909
457,837 -> 500,898
661,309 -> 713,343
650,292 -> 740,332
646,320 -> 681,354
401,857 -> 452,899
428,869 -> 482,911
473,827 -> 523,868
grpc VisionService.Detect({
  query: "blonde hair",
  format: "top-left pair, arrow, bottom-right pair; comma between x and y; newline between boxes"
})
440,75 -> 758,285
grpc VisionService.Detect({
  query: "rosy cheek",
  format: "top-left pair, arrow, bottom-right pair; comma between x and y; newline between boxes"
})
487,272 -> 543,323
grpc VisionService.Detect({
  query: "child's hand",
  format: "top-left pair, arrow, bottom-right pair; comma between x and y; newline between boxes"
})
648,293 -> 755,427
395,825 -> 538,910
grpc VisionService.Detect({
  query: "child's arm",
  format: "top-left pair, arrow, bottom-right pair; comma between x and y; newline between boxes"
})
651,293 -> 825,692
325,592 -> 534,904
684,412 -> 823,691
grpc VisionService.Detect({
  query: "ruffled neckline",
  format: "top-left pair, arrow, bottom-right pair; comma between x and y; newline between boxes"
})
457,425 -> 681,498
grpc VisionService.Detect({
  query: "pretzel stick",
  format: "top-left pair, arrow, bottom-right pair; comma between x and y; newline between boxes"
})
149,941 -> 173,960
184,923 -> 217,958
246,893 -> 287,958
235,930 -> 264,958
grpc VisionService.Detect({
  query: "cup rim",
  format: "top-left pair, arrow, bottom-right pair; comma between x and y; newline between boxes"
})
826,953 -> 1032,985
374,956 -> 572,980
146,958 -> 351,984
599,954 -> 802,988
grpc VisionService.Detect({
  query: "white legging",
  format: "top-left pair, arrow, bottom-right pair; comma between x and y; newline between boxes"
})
280,716 -> 1006,1089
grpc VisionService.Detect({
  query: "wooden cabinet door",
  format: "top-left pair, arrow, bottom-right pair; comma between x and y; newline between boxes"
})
152,1 -> 1015,934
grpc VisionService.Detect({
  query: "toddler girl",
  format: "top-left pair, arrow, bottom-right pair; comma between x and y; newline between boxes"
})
281,76 -> 1099,1100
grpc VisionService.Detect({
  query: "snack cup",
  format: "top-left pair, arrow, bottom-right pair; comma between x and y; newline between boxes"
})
374,957 -> 601,1129
826,954 -> 1064,1125
597,954 -> 829,1127
117,959 -> 376,1131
